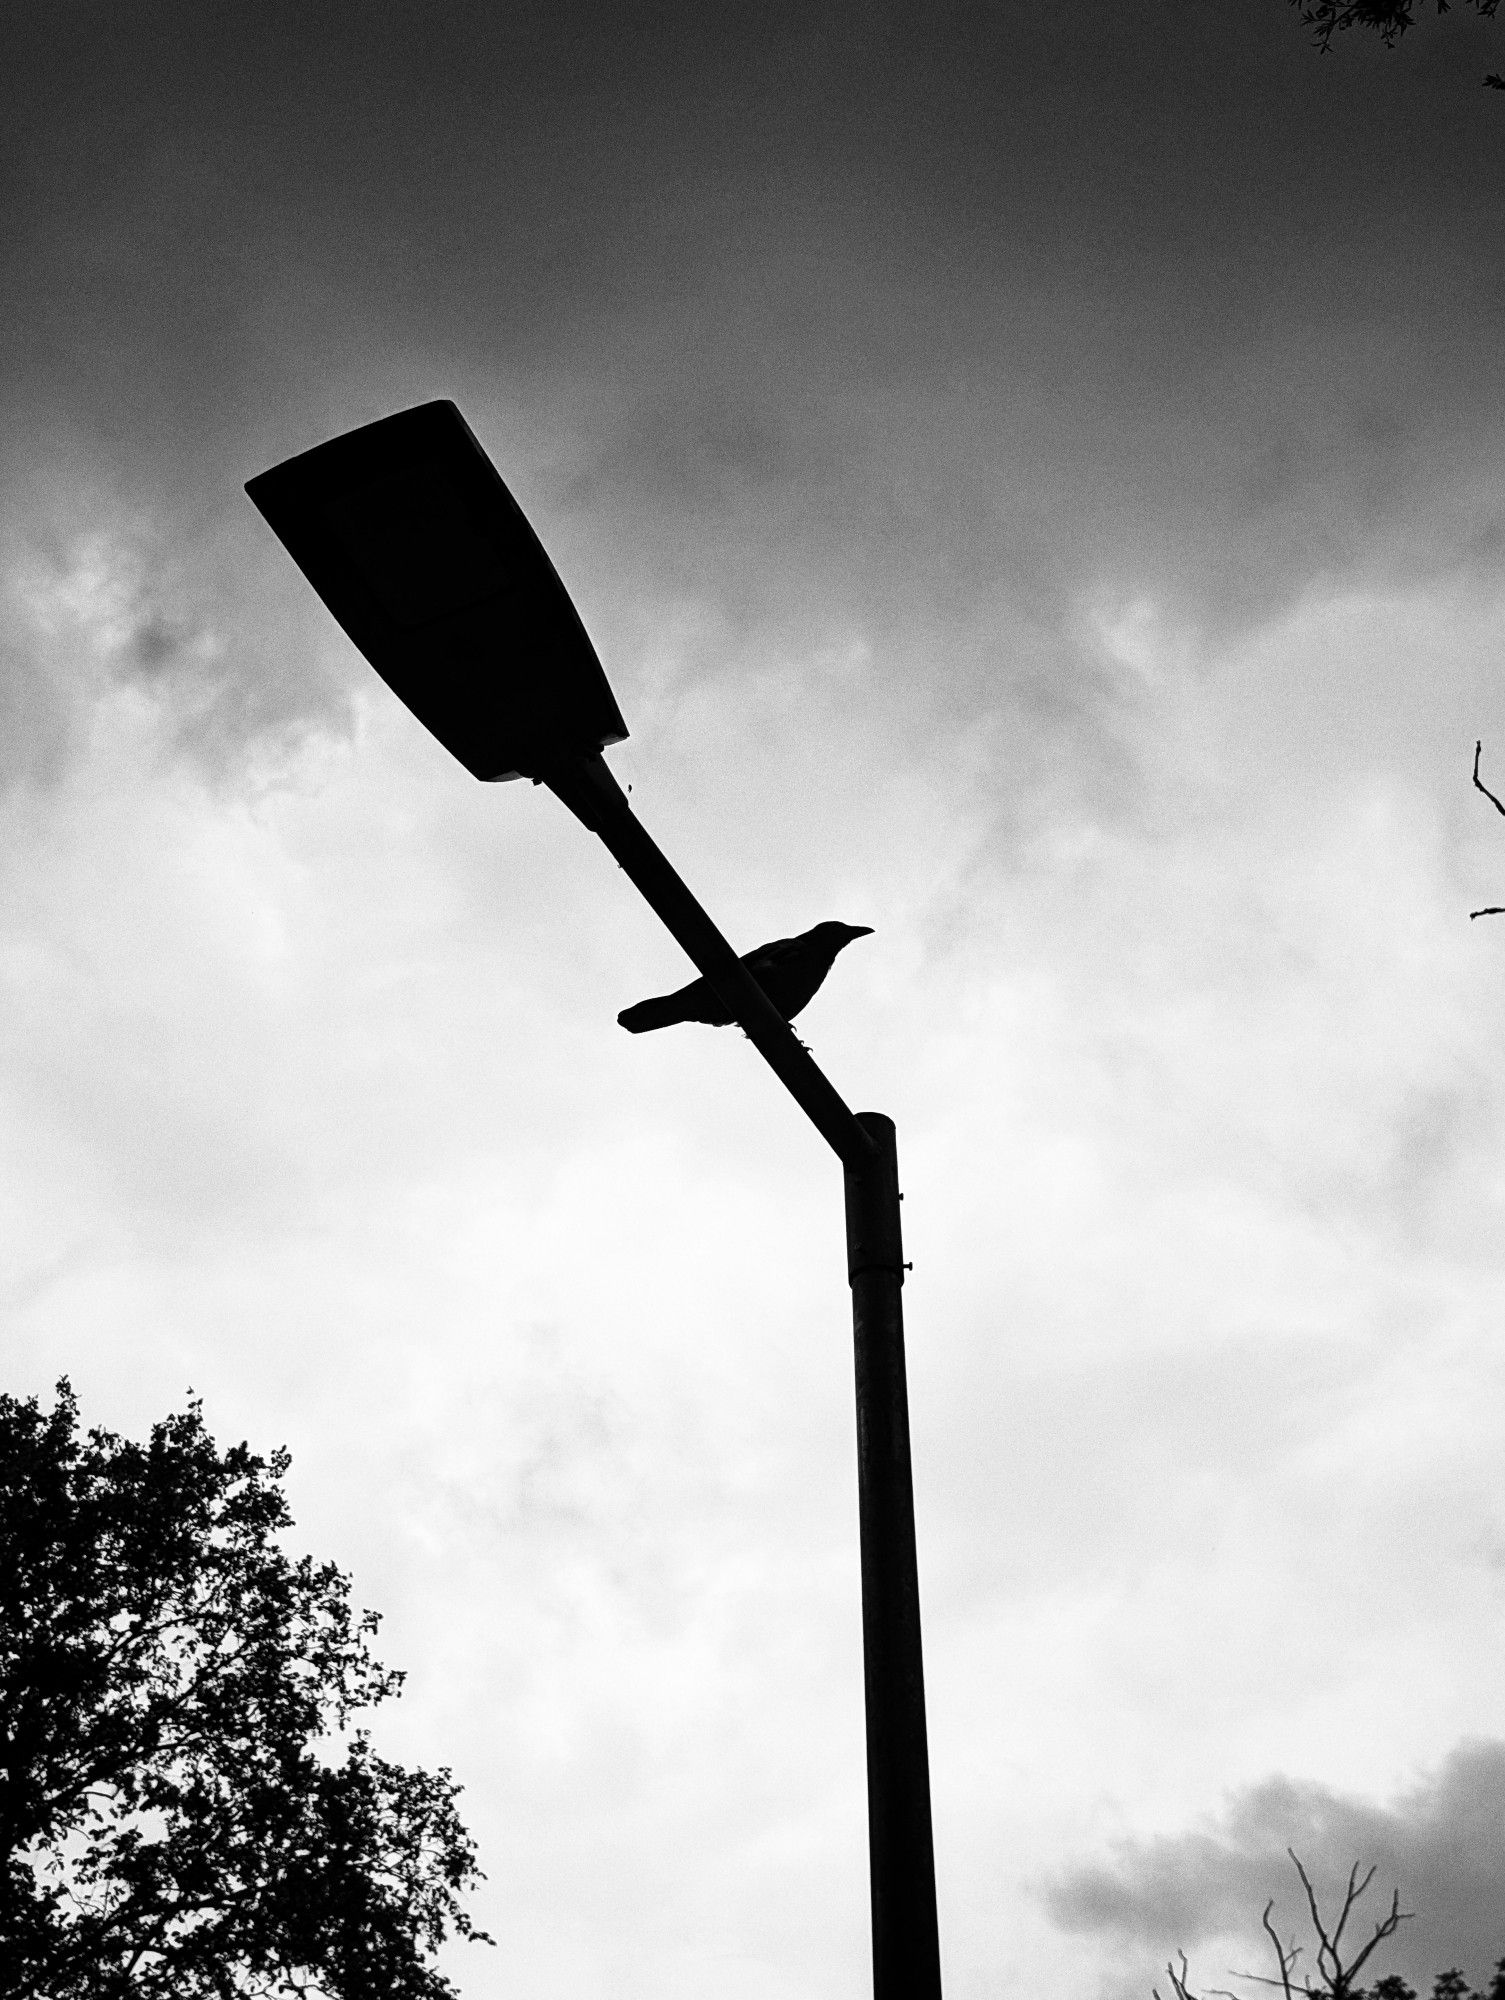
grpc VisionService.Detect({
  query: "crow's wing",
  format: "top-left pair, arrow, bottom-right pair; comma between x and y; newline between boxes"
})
742,933 -> 806,976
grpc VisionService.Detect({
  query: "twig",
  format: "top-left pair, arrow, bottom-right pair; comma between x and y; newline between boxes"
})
1327,1858 -> 1376,1960
1264,1895 -> 1300,2000
1284,1850 -> 1411,1997
1474,741 -> 1505,818
1156,1949 -> 1198,2000
1342,1886 -> 1412,1985
1471,742 -> 1505,917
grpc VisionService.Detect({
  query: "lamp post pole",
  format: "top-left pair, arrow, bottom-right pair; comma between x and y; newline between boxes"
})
246,403 -> 942,2000
845,1113 -> 942,2000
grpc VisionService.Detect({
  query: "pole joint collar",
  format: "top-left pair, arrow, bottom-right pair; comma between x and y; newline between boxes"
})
844,1112 -> 905,1287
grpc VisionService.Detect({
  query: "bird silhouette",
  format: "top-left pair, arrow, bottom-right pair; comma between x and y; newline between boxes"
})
618,920 -> 873,1033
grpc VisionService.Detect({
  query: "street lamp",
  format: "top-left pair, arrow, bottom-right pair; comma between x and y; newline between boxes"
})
247,399 -> 942,2000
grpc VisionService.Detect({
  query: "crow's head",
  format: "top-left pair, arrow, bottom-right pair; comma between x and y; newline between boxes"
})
804,921 -> 873,958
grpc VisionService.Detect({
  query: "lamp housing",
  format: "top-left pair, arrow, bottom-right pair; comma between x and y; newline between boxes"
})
246,399 -> 628,781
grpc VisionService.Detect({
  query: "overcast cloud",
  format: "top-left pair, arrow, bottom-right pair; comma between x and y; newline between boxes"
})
4,5 -> 1505,1998
1049,1741 -> 1505,1999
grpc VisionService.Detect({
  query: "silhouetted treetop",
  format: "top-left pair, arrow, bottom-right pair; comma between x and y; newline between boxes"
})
0,1379 -> 491,1999
1288,0 -> 1504,85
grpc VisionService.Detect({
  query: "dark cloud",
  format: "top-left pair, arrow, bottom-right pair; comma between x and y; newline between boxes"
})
0,461 -> 356,797
1047,1741 -> 1505,1995
2,0 -> 1501,789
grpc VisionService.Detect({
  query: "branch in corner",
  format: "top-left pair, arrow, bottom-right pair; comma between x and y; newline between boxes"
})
1471,742 -> 1505,918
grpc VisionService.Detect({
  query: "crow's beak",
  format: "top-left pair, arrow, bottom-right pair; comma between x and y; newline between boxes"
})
848,925 -> 874,939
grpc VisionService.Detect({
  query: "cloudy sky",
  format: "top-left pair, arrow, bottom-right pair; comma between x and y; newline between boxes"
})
5,4 -> 1505,1996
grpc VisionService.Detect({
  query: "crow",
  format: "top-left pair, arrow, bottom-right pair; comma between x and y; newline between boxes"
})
617,920 -> 873,1033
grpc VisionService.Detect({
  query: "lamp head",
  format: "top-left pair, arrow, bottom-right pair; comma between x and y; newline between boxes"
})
246,400 -> 628,782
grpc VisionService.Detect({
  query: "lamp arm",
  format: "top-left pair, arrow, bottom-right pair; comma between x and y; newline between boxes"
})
540,752 -> 876,1170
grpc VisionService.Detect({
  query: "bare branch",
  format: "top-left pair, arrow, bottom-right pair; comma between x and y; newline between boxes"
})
1157,1949 -> 1199,2000
1329,1859 -> 1378,1959
1471,744 -> 1505,914
1290,1851 -> 1336,1983
1345,1888 -> 1414,1983
1264,1894 -> 1300,2000
1475,740 -> 1505,817
1156,1852 -> 1414,2000
1272,1852 -> 1413,1998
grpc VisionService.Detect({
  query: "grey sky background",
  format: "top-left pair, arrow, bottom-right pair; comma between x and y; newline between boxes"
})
5,5 -> 1505,1997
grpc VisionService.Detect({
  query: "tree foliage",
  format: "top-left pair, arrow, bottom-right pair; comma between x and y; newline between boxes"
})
1287,0 -> 1505,86
0,1379 -> 491,1999
1157,1848 -> 1505,2000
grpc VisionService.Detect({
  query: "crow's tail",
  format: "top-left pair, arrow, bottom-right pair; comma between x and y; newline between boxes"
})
617,992 -> 690,1033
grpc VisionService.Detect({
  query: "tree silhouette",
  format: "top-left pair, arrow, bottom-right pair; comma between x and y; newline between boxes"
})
1367,1974 -> 1505,2000
1156,1849 -> 1410,2000
1287,0 -> 1505,88
0,1379 -> 491,1998
1155,1848 -> 1505,2000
